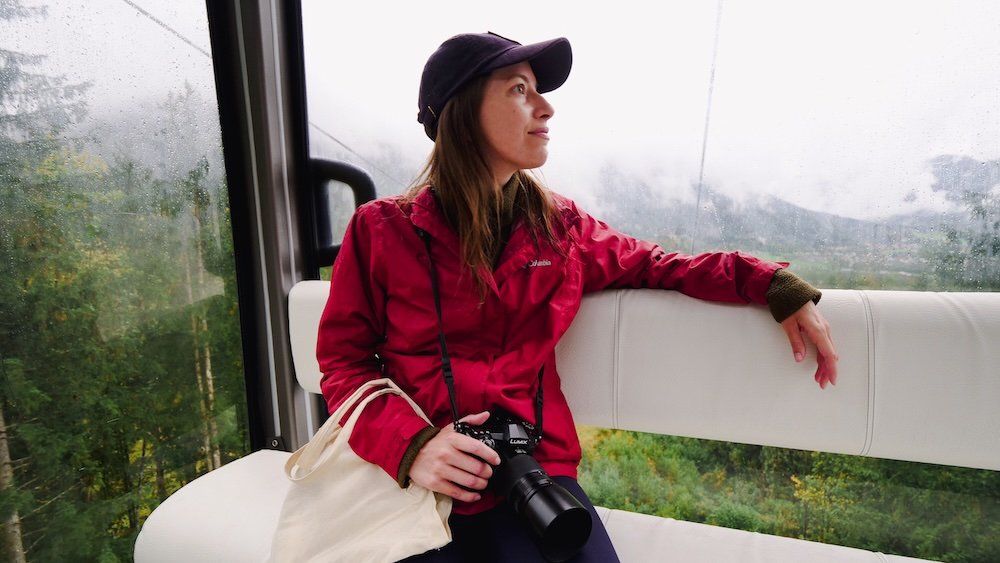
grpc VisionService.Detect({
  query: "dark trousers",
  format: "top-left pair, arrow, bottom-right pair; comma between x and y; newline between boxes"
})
400,477 -> 620,562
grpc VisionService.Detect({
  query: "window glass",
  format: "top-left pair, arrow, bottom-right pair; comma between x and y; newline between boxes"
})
1,1 -> 247,560
302,0 -> 1000,560
304,0 -> 1000,292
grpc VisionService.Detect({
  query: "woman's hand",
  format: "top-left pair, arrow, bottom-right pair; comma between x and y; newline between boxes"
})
781,301 -> 839,389
408,411 -> 502,502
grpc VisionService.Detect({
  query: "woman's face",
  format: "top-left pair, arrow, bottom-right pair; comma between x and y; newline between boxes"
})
478,61 -> 555,185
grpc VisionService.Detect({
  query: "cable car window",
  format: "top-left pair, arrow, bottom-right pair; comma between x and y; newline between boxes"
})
316,178 -> 356,280
304,0 -> 1000,293
302,1 -> 1000,560
1,1 -> 248,560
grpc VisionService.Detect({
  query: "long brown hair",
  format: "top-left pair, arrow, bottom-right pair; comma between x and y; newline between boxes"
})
406,74 -> 562,290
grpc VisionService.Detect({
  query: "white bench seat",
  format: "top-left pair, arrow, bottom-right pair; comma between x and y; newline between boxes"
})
133,447 -> 928,563
136,450 -> 292,562
135,282 -> 1000,561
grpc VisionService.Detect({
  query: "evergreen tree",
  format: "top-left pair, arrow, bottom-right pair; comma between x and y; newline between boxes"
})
2,2 -> 249,559
926,155 -> 1000,290
1,1 -> 90,560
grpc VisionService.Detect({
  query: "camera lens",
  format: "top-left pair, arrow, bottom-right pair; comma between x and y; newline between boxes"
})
495,455 -> 593,562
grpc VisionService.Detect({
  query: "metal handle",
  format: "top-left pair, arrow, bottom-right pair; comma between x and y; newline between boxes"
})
309,158 -> 376,268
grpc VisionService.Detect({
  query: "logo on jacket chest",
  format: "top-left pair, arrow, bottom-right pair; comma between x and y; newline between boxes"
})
525,259 -> 552,268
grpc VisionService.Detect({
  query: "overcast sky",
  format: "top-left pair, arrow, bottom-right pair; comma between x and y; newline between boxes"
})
5,0 -> 999,220
302,0 -> 1000,219
5,1 -> 212,104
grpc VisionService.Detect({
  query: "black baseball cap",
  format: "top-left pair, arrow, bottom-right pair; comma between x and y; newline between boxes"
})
417,32 -> 573,141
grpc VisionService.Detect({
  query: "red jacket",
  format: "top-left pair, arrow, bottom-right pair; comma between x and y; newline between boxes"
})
317,187 -> 781,515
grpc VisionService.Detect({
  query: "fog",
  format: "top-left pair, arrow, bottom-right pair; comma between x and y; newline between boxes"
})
4,1 -> 214,108
5,0 -> 999,220
302,0 -> 1000,220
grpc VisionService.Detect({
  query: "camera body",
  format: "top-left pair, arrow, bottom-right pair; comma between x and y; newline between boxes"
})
455,410 -> 592,562
454,410 -> 540,459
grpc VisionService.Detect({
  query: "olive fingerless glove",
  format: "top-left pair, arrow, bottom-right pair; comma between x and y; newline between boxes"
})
766,269 -> 822,323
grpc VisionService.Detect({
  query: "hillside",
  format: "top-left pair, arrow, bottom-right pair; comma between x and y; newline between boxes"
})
592,183 -> 966,289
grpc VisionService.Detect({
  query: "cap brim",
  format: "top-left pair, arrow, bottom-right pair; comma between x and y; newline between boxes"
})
485,37 -> 572,93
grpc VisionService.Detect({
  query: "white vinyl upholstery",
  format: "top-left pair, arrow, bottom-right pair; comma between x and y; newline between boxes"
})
287,280 -> 331,395
557,289 -> 872,456
291,281 -> 1000,471
134,450 -> 291,562
597,508 -> 930,563
136,282 -> 1000,561
558,288 -> 1000,471
864,291 -> 1000,469
134,450 -> 928,563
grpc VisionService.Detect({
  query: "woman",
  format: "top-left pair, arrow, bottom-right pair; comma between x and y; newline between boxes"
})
317,32 -> 838,562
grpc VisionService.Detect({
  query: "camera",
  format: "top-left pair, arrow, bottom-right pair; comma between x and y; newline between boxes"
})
455,410 -> 593,562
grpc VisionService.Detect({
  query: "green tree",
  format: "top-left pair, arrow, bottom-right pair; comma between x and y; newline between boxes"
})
579,429 -> 1000,561
1,1 -> 90,560
1,115 -> 246,563
926,155 -> 1000,290
2,146 -> 129,561
2,3 -> 246,558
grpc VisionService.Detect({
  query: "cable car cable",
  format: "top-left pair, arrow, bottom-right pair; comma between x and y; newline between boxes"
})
691,0 -> 725,254
120,0 -> 401,191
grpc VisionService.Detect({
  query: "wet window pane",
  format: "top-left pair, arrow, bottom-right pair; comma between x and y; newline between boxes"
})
1,2 -> 247,560
302,1 -> 1000,560
303,0 -> 1000,292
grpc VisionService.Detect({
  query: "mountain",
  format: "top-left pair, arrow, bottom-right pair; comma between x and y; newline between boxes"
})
593,184 -> 967,289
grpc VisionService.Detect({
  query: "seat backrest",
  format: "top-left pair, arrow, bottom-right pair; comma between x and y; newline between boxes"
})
288,281 -> 1000,471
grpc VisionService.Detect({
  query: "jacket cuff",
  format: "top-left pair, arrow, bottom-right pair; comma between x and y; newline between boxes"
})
396,425 -> 441,487
766,269 -> 822,323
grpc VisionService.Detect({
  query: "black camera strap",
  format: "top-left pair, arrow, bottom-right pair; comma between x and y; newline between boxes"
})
416,227 -> 544,435
415,227 -> 462,425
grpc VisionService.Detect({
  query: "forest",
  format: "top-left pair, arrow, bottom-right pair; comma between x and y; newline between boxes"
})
3,1 -> 1000,561
569,154 -> 1000,563
570,153 -> 1000,562
578,430 -> 1000,562
1,3 -> 248,561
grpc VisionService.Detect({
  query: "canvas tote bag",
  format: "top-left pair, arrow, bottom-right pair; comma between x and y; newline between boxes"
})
268,378 -> 452,562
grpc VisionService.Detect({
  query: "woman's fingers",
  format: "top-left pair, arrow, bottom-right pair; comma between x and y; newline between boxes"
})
781,317 -> 807,363
417,456 -> 490,501
408,411 -> 502,501
458,411 -> 491,427
442,433 -> 496,479
803,313 -> 838,388
814,347 -> 838,388
424,471 -> 484,503
451,412 -> 502,466
782,301 -> 840,389
409,444 -> 488,501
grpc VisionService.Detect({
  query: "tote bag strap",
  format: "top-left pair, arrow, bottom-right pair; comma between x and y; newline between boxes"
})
334,378 -> 432,427
330,378 -> 394,425
285,378 -> 432,480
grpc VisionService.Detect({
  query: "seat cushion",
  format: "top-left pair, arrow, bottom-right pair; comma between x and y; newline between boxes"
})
134,450 -> 292,563
135,449 -> 934,562
596,507 -> 932,562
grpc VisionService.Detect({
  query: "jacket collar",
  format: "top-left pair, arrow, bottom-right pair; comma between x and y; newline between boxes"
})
406,186 -> 548,293
407,187 -> 461,258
